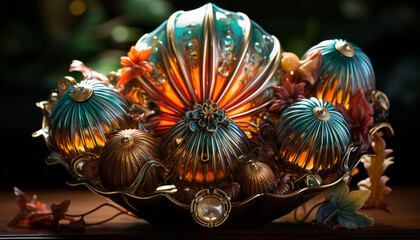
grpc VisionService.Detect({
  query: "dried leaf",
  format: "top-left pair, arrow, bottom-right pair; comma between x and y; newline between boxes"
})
8,187 -> 51,226
25,213 -> 55,228
68,218 -> 86,232
359,176 -> 392,213
14,187 -> 31,210
51,200 -> 71,222
273,173 -> 292,195
82,158 -> 101,185
357,133 -> 393,213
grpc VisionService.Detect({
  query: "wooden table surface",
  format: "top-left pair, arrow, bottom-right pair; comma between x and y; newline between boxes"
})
0,186 -> 419,239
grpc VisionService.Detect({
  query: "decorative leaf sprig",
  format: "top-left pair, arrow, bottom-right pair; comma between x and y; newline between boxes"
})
8,187 -> 134,232
315,181 -> 374,229
336,88 -> 374,151
357,132 -> 394,213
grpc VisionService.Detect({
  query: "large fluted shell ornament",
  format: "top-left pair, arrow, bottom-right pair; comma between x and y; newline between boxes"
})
303,39 -> 375,108
121,3 -> 282,136
50,79 -> 135,162
99,129 -> 166,194
274,97 -> 351,176
163,100 -> 250,189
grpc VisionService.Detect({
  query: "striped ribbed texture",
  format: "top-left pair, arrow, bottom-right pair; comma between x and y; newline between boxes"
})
122,3 -> 282,136
238,161 -> 277,198
163,115 -> 250,188
274,97 -> 350,176
50,79 -> 134,162
303,39 -> 375,108
99,129 -> 160,190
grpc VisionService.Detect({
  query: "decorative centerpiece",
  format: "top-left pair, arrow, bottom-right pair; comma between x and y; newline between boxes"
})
33,3 -> 393,229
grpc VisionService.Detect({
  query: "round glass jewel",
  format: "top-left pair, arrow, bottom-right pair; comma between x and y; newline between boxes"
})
190,189 -> 231,228
197,197 -> 223,223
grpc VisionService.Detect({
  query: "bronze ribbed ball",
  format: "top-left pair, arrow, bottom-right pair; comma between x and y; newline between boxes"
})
99,129 -> 160,191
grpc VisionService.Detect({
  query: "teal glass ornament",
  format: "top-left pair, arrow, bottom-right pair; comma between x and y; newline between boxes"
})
303,39 -> 375,108
50,79 -> 135,162
162,100 -> 250,189
274,97 -> 351,176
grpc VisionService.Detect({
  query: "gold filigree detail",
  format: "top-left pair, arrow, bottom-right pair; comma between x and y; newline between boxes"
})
313,106 -> 330,121
71,84 -> 94,102
335,41 -> 355,58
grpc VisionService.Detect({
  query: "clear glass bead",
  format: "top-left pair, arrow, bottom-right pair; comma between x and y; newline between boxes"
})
197,197 -> 223,223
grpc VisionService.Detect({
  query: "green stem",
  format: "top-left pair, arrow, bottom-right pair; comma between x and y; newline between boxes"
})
294,200 -> 328,224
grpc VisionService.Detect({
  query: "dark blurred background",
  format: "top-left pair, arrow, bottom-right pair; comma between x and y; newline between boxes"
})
0,0 -> 419,190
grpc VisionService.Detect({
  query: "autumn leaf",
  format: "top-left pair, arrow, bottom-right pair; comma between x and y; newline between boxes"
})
68,218 -> 86,232
316,181 -> 374,229
8,187 -> 52,227
51,200 -> 71,222
358,132 -> 394,213
8,189 -> 131,231
82,158 -> 101,185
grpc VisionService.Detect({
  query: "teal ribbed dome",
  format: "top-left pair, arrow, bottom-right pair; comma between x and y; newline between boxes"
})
162,100 -> 250,188
50,79 -> 134,162
303,39 -> 375,108
274,97 -> 350,176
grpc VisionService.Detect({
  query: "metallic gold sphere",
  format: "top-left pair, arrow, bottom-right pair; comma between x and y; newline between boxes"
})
238,161 -> 277,198
99,129 -> 162,191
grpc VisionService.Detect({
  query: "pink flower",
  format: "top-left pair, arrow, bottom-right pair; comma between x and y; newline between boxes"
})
69,60 -> 108,82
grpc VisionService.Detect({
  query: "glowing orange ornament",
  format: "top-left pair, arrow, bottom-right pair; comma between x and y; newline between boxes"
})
119,4 -> 282,136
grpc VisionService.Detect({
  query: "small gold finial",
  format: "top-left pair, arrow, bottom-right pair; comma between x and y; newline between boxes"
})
58,76 -> 77,96
121,135 -> 133,146
335,41 -> 355,58
313,106 -> 330,121
71,83 -> 94,102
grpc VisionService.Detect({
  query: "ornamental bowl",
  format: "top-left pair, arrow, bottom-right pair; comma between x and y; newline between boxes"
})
32,3 -> 392,229
68,144 -> 361,228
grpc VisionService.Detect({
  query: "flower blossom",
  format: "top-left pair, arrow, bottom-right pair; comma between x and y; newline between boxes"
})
117,46 -> 153,88
269,75 -> 306,115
